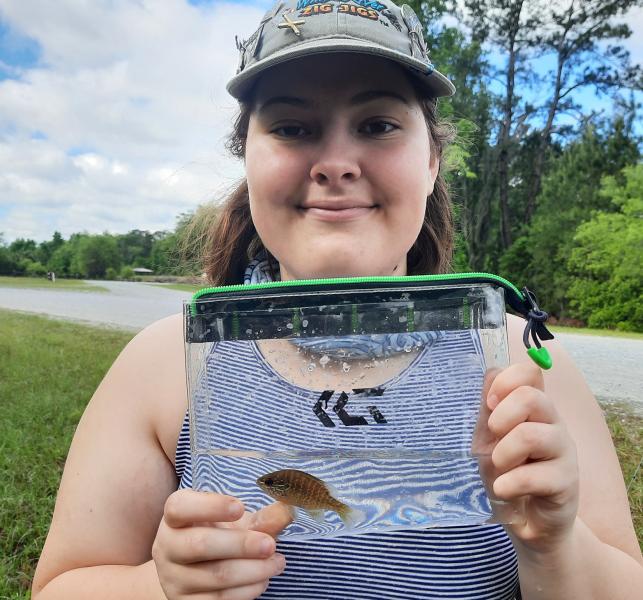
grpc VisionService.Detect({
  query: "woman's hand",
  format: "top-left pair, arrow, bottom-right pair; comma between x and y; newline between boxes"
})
152,490 -> 293,600
474,362 -> 580,555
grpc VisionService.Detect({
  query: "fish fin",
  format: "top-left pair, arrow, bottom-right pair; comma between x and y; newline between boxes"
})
326,481 -> 340,498
306,509 -> 325,523
336,503 -> 362,529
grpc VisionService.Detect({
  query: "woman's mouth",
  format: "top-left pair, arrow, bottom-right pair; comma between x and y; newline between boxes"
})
299,200 -> 376,222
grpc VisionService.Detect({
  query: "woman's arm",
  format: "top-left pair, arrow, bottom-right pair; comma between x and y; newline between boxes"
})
503,315 -> 643,599
31,315 -> 185,599
31,314 -> 291,600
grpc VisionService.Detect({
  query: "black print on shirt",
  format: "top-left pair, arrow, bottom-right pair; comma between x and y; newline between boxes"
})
313,388 -> 387,427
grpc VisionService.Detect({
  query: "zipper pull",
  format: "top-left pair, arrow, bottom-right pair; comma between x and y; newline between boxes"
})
521,287 -> 555,370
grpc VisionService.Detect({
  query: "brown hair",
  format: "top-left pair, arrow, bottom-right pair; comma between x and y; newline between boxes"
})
199,80 -> 455,286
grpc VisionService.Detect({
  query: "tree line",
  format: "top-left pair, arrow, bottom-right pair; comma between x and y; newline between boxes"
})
0,216 -> 193,282
2,0 -> 641,331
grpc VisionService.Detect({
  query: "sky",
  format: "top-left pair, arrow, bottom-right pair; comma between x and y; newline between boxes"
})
0,0 -> 640,244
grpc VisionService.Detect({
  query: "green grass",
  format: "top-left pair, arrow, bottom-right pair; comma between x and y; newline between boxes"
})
549,325 -> 643,341
0,310 -> 134,598
602,403 -> 643,544
0,310 -> 640,598
0,276 -> 109,293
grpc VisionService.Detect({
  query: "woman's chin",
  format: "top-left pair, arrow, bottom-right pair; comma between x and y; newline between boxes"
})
280,260 -> 405,281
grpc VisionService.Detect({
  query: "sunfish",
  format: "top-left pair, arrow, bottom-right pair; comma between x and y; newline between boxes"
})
257,468 -> 356,526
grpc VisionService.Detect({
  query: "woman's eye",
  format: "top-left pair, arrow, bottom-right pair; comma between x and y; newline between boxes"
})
272,125 -> 308,138
361,121 -> 397,135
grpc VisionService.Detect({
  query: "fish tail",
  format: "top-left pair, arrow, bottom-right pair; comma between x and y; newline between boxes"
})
335,501 -> 358,529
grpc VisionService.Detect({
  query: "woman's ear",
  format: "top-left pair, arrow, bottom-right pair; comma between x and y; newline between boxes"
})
427,153 -> 440,195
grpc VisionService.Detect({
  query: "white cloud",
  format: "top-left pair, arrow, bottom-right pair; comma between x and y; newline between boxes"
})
0,0 -> 265,242
0,0 -> 639,243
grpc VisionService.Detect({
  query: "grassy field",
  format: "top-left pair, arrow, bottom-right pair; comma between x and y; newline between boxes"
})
0,310 -> 641,598
0,276 -> 108,292
0,311 -> 134,598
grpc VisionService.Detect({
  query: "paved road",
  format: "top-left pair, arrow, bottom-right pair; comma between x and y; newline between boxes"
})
1,281 -> 641,412
552,333 -> 642,415
0,280 -> 191,330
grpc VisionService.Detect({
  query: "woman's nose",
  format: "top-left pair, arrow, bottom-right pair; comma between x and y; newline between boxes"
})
309,134 -> 362,187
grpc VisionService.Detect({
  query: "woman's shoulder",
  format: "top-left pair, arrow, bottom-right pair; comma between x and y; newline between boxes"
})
97,312 -> 188,463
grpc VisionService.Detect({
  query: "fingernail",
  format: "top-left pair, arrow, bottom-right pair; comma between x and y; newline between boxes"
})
260,537 -> 274,555
228,500 -> 243,517
272,552 -> 286,571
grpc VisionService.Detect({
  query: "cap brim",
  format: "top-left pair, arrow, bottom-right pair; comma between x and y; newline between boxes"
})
227,37 -> 455,100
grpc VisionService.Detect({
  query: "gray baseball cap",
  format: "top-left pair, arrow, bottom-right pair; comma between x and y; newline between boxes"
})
227,0 -> 455,100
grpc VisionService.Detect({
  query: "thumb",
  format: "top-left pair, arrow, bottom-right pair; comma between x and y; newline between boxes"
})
248,502 -> 294,538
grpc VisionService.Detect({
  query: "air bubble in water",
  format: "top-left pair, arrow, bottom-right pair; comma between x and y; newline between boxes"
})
302,319 -> 309,327
286,322 -> 294,329
319,355 -> 330,367
342,362 -> 350,372
307,363 -> 316,372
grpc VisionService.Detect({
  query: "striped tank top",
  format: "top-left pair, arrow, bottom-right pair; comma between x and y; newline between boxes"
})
175,330 -> 520,599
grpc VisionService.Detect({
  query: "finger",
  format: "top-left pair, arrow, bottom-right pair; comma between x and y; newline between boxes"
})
491,422 -> 566,473
187,580 -> 271,600
163,490 -> 244,528
488,386 -> 558,438
493,458 -> 575,501
481,367 -> 502,404
471,368 -> 502,454
247,502 -> 295,538
176,554 -> 286,594
166,526 -> 277,564
487,362 -> 544,410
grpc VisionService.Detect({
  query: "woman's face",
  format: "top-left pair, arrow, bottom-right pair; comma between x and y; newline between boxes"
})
245,53 -> 438,281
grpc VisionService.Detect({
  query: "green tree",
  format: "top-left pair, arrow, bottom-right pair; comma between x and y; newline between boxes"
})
0,234 -> 18,275
406,1 -> 494,269
120,265 -> 135,280
74,235 -> 121,279
117,229 -> 155,268
566,165 -> 643,331
48,237 -> 79,278
25,260 -> 48,277
150,232 -> 179,274
38,231 -> 65,266
525,0 -> 642,218
452,0 -> 641,269
8,238 -> 38,267
502,116 -> 639,316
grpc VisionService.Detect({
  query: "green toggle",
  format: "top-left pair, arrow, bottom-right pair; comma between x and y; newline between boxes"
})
527,346 -> 552,370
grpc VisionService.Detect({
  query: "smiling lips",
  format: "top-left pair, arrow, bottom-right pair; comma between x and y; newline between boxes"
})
300,200 -> 376,222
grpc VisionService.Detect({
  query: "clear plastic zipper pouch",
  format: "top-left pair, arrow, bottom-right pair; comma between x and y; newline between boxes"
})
183,274 -> 553,540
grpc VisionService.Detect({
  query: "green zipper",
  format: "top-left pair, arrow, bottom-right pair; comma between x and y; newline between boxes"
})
187,271 -> 554,369
190,272 -> 525,315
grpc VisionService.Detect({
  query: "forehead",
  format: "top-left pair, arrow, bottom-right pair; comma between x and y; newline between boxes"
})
251,53 -> 417,105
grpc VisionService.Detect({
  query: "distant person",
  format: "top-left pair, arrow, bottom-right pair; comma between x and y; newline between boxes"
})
32,1 -> 643,599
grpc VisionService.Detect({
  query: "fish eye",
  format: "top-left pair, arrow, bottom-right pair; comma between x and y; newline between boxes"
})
265,478 -> 274,486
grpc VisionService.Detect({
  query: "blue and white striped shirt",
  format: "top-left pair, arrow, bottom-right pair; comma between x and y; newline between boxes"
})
176,331 -> 519,599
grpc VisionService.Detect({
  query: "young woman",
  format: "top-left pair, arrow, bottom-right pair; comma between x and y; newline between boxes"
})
32,1 -> 642,598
